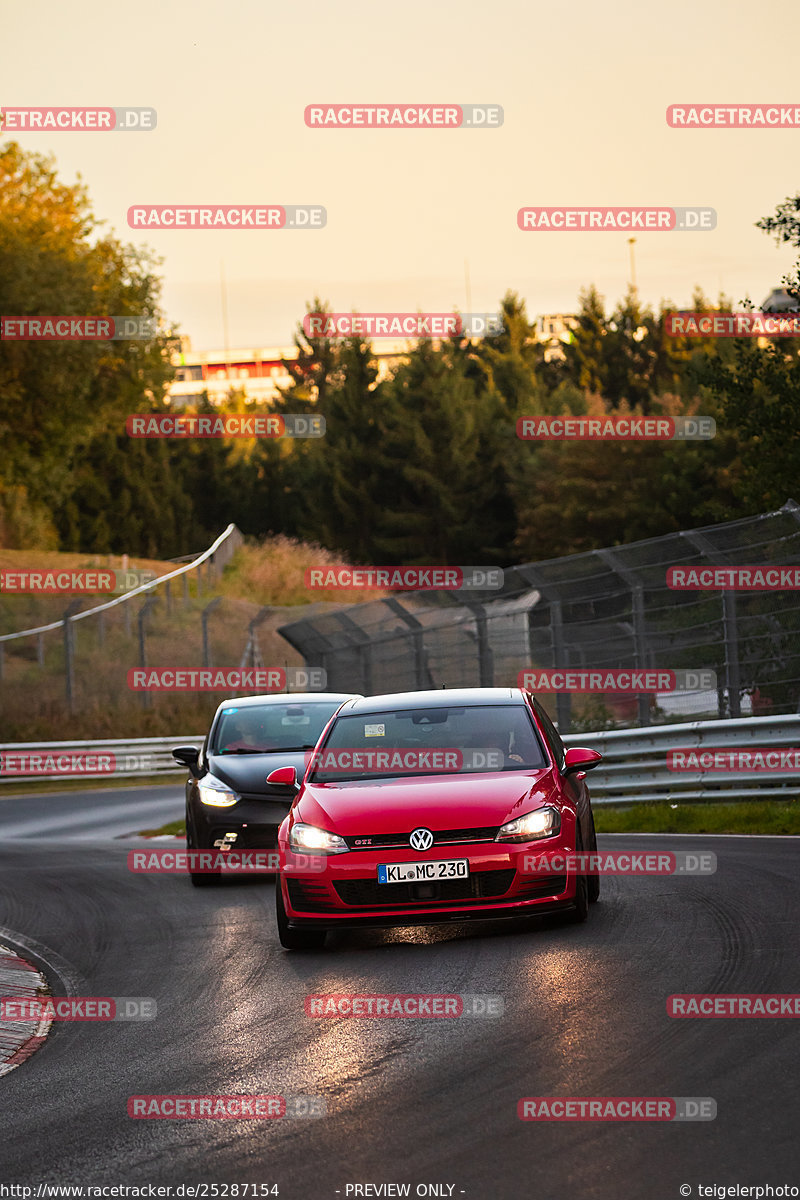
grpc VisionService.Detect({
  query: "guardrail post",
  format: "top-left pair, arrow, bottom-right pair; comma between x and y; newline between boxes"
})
37,633 -> 44,668
165,580 -> 172,616
124,601 -> 132,637
183,572 -> 190,609
196,564 -> 203,599
97,612 -> 105,648
202,597 -> 222,668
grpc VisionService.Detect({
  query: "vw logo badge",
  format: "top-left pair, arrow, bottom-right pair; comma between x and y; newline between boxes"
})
409,827 -> 434,852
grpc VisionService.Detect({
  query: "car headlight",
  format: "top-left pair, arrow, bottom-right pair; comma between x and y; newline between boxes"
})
289,822 -> 348,855
198,777 -> 238,807
496,806 -> 561,842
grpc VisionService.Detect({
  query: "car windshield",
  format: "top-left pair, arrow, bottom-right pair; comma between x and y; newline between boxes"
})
308,704 -> 548,782
211,702 -> 339,754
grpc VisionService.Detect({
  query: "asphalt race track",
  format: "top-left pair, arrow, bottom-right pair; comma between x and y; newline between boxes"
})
1,784 -> 798,1199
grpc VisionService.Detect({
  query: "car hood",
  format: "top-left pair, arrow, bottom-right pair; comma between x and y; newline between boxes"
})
207,750 -> 310,795
295,769 -> 559,834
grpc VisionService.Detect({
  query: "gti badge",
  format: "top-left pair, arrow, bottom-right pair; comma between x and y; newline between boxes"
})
409,827 -> 434,852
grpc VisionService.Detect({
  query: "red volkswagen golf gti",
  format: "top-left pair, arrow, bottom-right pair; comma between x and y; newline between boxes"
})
273,687 -> 602,949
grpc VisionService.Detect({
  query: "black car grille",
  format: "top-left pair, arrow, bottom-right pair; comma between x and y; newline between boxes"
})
209,825 -> 279,850
333,868 -> 516,908
343,826 -> 500,851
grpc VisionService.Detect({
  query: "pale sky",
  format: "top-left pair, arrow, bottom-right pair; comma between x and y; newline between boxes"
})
4,0 -> 800,348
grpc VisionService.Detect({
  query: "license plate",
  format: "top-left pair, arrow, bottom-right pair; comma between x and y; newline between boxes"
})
377,859 -> 469,884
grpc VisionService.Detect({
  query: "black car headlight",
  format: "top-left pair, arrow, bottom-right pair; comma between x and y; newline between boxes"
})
197,776 -> 238,807
496,806 -> 561,842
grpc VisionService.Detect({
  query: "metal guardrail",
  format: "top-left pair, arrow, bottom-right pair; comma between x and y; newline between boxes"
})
563,714 -> 800,803
0,715 -> 798,800
0,736 -> 204,783
0,523 -> 241,643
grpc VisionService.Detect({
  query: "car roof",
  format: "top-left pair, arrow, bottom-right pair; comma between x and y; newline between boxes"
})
211,692 -> 362,718
337,687 -> 526,715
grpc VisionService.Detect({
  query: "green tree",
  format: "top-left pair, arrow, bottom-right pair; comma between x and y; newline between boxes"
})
0,141 -> 174,546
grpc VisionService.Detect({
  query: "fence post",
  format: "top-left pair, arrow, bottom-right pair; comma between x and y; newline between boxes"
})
382,598 -> 434,690
722,590 -> 742,718
202,597 -> 222,668
196,564 -> 203,599
183,572 -> 190,609
63,600 -> 83,713
165,580 -> 172,617
138,596 -> 158,708
37,633 -> 45,668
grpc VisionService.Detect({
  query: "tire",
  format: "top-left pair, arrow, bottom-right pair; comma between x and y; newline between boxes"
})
187,818 -> 222,888
587,812 -> 600,904
565,825 -> 589,924
276,880 -> 327,950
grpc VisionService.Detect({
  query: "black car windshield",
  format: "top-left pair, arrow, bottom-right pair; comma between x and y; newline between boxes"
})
308,704 -> 548,782
211,702 -> 340,754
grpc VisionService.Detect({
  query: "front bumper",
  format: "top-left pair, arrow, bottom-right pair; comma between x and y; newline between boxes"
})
277,834 -> 579,929
190,795 -> 292,850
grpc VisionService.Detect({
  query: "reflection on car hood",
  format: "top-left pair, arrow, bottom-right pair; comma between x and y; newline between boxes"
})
206,750 -> 310,794
295,769 -> 557,834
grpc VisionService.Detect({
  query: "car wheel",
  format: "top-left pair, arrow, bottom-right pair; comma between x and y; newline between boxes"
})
276,880 -> 326,950
187,819 -> 222,888
565,826 -> 589,924
587,812 -> 600,904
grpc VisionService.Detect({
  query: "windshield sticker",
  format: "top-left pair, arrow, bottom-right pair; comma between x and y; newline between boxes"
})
364,723 -> 386,737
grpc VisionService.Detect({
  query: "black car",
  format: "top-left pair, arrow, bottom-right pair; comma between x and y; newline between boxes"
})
172,692 -> 361,886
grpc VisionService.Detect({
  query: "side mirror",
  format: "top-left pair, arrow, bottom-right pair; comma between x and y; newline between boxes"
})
172,745 -> 201,775
266,765 -> 300,791
563,747 -> 603,776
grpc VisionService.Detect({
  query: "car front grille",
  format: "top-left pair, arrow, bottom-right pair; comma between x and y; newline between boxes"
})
333,868 -> 516,908
287,878 -> 338,912
343,826 -> 500,851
